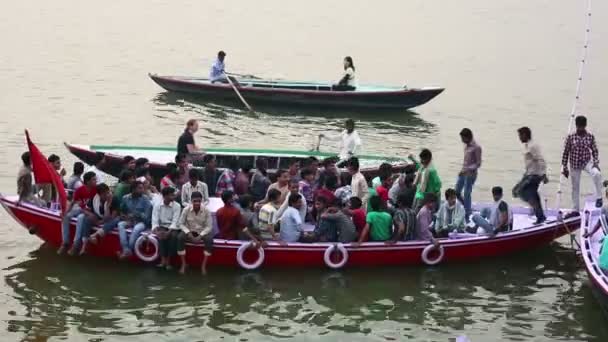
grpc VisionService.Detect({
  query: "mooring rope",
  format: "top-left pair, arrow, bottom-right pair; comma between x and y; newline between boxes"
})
555,0 -> 593,210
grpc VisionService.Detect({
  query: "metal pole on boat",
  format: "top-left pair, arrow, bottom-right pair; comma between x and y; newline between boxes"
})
224,73 -> 254,113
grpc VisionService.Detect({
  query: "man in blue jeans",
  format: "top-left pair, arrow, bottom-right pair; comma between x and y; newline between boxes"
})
117,181 -> 152,259
58,171 -> 97,255
455,128 -> 482,222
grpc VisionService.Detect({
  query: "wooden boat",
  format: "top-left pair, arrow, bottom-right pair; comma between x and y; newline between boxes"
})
149,74 -> 444,110
65,143 -> 413,182
580,201 -> 608,313
0,195 -> 582,269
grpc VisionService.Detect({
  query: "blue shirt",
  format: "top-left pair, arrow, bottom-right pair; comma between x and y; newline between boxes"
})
209,58 -> 225,82
120,194 -> 153,226
279,207 -> 303,242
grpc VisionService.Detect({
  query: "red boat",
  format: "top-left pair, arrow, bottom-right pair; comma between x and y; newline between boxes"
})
1,194 -> 582,270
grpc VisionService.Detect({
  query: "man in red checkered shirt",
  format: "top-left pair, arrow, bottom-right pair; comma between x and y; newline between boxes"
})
561,115 -> 603,210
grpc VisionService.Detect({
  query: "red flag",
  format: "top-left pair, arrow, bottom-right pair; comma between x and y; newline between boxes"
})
25,130 -> 68,215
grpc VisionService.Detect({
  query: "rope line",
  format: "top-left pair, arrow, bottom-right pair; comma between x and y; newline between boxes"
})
556,0 -> 592,210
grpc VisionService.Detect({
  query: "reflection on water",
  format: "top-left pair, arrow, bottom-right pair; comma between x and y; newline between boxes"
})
4,244 -> 607,341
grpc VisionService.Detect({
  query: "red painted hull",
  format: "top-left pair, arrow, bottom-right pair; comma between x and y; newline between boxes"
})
1,195 -> 582,269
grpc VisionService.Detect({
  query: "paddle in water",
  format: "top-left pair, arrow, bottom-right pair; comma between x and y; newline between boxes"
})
224,73 -> 254,113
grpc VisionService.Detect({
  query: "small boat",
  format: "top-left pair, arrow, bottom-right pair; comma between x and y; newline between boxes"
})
580,201 -> 608,313
0,195 -> 582,270
65,143 -> 413,182
149,74 -> 444,110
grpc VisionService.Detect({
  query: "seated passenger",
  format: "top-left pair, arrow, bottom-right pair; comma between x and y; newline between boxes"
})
117,181 -> 153,259
256,169 -> 290,208
113,170 -> 135,207
72,183 -> 117,256
178,191 -> 213,275
58,171 -> 97,255
314,174 -> 338,207
346,196 -> 367,240
160,163 -> 180,196
320,199 -> 357,243
239,195 -> 261,240
175,153 -> 190,189
17,152 -> 45,207
471,186 -> 513,236
85,152 -> 107,185
279,194 -> 305,243
41,154 -> 67,203
122,155 -> 136,172
416,193 -> 437,242
234,161 -> 251,196
181,168 -> 209,206
299,167 -> 316,216
389,193 -> 417,243
201,155 -> 220,197
216,191 -> 242,240
372,163 -> 393,189
355,196 -> 392,245
152,187 -> 182,271
66,162 -> 85,196
258,188 -> 282,241
375,174 -> 394,208
313,196 -> 335,242
276,179 -> 307,223
332,56 -> 357,91
434,188 -> 466,237
249,158 -> 271,202
389,172 -> 416,208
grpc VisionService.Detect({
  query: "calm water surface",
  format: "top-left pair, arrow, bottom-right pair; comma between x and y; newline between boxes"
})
1,0 -> 608,340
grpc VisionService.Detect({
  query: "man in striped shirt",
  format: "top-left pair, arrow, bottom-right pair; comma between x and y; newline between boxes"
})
561,115 -> 603,210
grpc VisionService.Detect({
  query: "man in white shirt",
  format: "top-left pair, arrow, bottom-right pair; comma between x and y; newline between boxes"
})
152,187 -> 182,269
276,179 -> 307,223
86,152 -> 107,185
319,119 -> 362,164
181,168 -> 209,205
209,51 -> 227,83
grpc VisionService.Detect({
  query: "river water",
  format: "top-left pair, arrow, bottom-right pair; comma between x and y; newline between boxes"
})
1,0 -> 608,340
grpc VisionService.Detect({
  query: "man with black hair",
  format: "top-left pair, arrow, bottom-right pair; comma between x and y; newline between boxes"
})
434,188 -> 466,237
17,152 -> 42,205
412,149 -> 442,210
348,157 -> 369,210
215,158 -> 238,197
456,128 -> 482,220
320,119 -> 362,164
181,168 -> 209,205
471,187 -> 513,235
279,194 -> 306,243
216,191 -> 242,240
201,154 -> 220,196
58,171 -> 98,255
117,181 -> 152,259
113,170 -> 135,207
67,162 -> 85,194
73,183 -> 117,256
515,126 -> 547,224
178,191 -> 213,275
152,187 -> 182,270
561,115 -> 603,210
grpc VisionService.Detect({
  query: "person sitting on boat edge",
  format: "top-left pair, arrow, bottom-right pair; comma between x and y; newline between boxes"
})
181,168 -> 209,206
412,149 -> 442,211
470,186 -> 513,236
279,194 -> 307,243
348,157 -> 370,211
113,170 -> 135,207
319,119 -> 362,165
331,56 -> 357,91
456,128 -> 482,222
76,183 -> 121,255
353,195 -> 392,246
275,178 -> 307,223
17,152 -> 45,207
177,119 -> 203,156
388,192 -> 417,243
152,187 -> 182,271
434,188 -> 466,238
57,171 -> 98,255
215,158 -> 238,197
416,193 -> 439,245
116,181 -> 153,259
178,191 -> 213,275
345,196 -> 367,240
513,126 -> 547,224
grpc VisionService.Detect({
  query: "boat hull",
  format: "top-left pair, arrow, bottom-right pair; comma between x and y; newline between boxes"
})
149,74 -> 444,110
1,195 -> 581,269
580,205 -> 608,314
65,144 -> 412,183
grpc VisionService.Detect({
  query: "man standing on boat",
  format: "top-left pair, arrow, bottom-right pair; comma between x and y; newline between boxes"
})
561,115 -> 603,210
515,127 -> 547,224
319,119 -> 362,166
455,128 -> 482,221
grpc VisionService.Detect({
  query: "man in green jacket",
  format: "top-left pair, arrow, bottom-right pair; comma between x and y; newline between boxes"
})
410,149 -> 442,211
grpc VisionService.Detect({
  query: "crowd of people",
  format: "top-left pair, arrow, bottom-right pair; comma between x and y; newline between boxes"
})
15,115 -> 603,274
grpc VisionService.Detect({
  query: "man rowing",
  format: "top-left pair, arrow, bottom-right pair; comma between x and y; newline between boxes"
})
209,50 -> 239,85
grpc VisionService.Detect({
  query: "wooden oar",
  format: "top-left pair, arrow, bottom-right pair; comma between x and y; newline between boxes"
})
224,73 -> 254,113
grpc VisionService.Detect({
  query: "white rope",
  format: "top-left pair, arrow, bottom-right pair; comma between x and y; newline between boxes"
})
556,0 -> 592,210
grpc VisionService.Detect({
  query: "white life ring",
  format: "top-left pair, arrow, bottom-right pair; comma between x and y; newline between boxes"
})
421,244 -> 445,266
323,243 -> 349,269
134,234 -> 159,263
236,241 -> 265,270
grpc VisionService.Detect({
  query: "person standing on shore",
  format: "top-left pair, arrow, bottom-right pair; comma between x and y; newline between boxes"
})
561,115 -> 603,210
455,128 -> 482,221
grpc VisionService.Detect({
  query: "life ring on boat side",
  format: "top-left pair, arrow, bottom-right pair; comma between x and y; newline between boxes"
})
323,243 -> 349,269
134,234 -> 160,263
421,244 -> 444,266
236,241 -> 265,270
